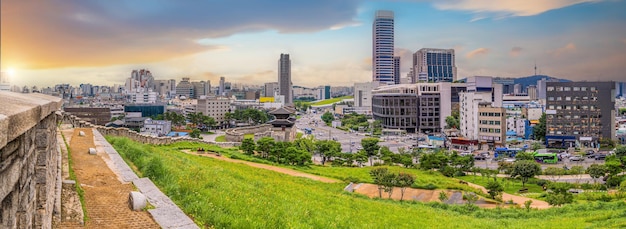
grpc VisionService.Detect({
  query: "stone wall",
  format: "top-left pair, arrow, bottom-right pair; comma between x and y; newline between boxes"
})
61,113 -> 240,147
224,124 -> 273,142
0,92 -> 62,229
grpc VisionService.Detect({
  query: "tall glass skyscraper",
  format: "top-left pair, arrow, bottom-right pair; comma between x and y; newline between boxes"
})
372,10 -> 394,84
278,53 -> 292,105
412,48 -> 457,83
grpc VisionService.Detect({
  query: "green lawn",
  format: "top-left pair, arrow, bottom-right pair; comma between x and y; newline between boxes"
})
457,175 -> 546,194
311,96 -> 353,106
106,137 -> 626,229
215,134 -> 253,142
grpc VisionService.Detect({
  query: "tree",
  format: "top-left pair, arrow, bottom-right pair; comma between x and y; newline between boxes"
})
370,167 -> 389,198
515,152 -> 535,161
532,113 -> 546,142
546,182 -> 573,206
543,167 -> 566,182
463,192 -> 479,207
524,200 -> 533,211
509,160 -> 542,187
354,151 -> 368,167
314,140 -> 342,165
321,111 -> 334,125
189,129 -> 201,139
361,138 -> 380,166
164,112 -> 186,127
240,138 -> 256,155
381,172 -> 397,199
255,137 -> 275,158
531,142 -> 543,151
445,115 -> 459,129
586,164 -> 607,184
486,180 -> 504,200
395,173 -> 415,201
293,136 -> 315,153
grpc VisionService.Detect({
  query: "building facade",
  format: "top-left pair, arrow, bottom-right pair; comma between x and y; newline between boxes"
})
175,77 -> 193,99
197,96 -> 232,125
264,82 -> 279,97
477,103 -> 506,149
412,48 -> 457,83
278,53 -> 293,105
545,81 -> 616,148
141,119 -> 172,136
372,10 -> 394,84
393,56 -> 401,85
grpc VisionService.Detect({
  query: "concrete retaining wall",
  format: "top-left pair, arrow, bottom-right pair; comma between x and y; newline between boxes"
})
0,92 -> 62,229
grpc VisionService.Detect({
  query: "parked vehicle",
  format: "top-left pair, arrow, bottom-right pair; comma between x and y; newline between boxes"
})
569,155 -> 583,161
593,154 -> 606,160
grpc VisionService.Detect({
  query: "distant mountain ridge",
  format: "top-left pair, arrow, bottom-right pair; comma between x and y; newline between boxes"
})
511,75 -> 571,88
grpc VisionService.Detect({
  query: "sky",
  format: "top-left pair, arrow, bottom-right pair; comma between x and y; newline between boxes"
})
1,0 -> 625,88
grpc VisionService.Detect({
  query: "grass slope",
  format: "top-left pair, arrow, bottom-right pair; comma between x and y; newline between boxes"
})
107,137 -> 626,229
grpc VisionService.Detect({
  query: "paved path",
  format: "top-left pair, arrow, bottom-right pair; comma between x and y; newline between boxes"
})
183,150 -> 340,183
64,128 -> 159,228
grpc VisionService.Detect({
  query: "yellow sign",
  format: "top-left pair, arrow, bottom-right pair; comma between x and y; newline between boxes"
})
259,97 -> 275,103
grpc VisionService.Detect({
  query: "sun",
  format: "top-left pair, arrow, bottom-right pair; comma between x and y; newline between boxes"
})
6,68 -> 15,76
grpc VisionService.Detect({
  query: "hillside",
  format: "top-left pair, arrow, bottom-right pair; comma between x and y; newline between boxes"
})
107,137 -> 626,229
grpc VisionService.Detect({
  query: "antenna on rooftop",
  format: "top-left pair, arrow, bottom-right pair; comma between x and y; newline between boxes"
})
534,60 -> 537,76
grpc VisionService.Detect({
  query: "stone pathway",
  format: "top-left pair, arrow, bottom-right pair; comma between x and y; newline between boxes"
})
62,128 -> 159,228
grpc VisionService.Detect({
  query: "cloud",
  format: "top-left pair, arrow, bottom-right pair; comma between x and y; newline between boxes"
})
510,47 -> 523,57
0,0 -> 361,69
550,43 -> 577,57
466,48 -> 490,58
432,0 -> 600,19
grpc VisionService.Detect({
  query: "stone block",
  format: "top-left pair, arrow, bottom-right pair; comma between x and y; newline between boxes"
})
35,167 -> 48,185
88,148 -> 96,155
128,191 -> 147,211
0,160 -> 21,202
35,184 -> 47,209
36,148 -> 49,167
35,130 -> 49,149
78,131 -> 85,137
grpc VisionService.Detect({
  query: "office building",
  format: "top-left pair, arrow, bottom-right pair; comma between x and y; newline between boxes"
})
372,10 -> 394,84
175,78 -> 193,99
412,48 -> 457,83
459,76 -> 504,140
192,81 -> 210,99
64,107 -> 111,125
353,81 -> 380,115
219,77 -> 225,96
393,56 -> 401,85
527,85 -> 537,100
197,96 -> 231,126
372,82 -> 466,133
264,82 -> 279,97
545,81 -> 616,148
278,53 -> 292,104
124,104 -> 165,118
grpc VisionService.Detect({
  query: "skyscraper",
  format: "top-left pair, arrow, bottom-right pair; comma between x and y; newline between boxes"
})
372,10 -> 394,84
219,77 -> 225,96
278,53 -> 292,105
393,56 -> 401,85
412,48 -> 457,83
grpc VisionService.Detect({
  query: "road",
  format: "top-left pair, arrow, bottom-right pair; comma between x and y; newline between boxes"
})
295,113 -> 418,153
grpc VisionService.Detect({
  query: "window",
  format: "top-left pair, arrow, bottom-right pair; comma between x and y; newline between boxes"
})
548,97 -> 554,101
564,87 -> 571,91
590,87 -> 596,91
547,87 -> 555,91
573,87 -> 580,91
556,97 -> 562,101
566,96 -> 571,101
581,87 -> 587,91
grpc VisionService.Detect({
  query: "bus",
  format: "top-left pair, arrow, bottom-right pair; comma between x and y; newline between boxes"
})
494,147 -> 523,158
533,152 -> 558,164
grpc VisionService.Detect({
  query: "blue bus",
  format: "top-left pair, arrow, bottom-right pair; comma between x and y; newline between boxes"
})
494,147 -> 523,158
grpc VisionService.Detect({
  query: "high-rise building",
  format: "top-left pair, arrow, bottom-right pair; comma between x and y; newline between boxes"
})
393,56 -> 401,85
278,53 -> 292,105
545,82 -> 616,148
219,77 -> 225,96
192,81 -> 210,99
372,10 -> 394,84
412,48 -> 457,83
175,77 -> 193,99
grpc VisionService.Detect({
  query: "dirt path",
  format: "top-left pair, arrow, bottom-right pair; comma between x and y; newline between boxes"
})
183,150 -> 340,183
465,182 -> 551,209
65,128 -> 159,228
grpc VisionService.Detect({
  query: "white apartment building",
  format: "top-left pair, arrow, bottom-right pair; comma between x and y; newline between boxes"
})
141,119 -> 172,137
459,76 -> 503,140
110,104 -> 124,118
128,91 -> 157,104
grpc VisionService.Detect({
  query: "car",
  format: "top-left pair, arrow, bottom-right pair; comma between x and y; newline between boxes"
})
460,151 -> 472,156
593,154 -> 606,160
569,156 -> 583,161
585,150 -> 595,156
474,155 -> 487,160
504,158 -> 516,163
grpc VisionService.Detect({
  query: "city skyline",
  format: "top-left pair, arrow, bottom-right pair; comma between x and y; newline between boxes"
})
1,0 -> 625,88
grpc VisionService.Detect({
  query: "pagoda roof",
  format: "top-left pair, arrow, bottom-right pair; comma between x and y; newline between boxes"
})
269,119 -> 295,126
269,106 -> 296,115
